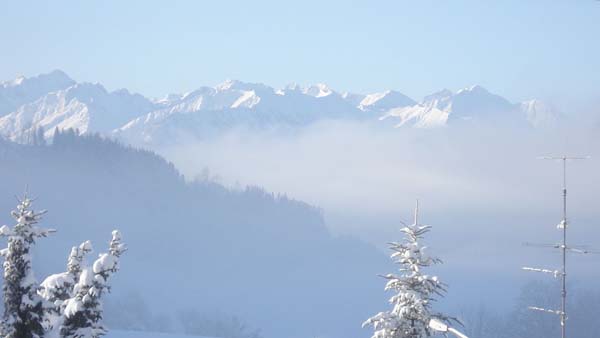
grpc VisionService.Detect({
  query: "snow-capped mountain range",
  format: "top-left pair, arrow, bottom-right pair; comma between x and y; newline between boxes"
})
0,70 -> 558,145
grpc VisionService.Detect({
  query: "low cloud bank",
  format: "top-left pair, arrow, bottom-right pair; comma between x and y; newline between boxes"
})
160,120 -> 600,308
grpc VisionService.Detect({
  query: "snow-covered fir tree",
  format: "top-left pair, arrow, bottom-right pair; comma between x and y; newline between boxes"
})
0,196 -> 55,338
363,201 -> 457,338
39,241 -> 93,335
0,194 -> 127,338
60,231 -> 126,338
40,241 -> 93,306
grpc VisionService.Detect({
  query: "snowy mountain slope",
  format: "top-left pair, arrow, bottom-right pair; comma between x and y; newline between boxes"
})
358,90 -> 416,112
380,102 -> 449,128
152,80 -> 355,117
120,80 -> 557,135
380,85 -> 557,128
0,82 -> 156,142
0,71 -> 560,144
115,80 -> 371,145
341,91 -> 366,106
0,70 -> 75,117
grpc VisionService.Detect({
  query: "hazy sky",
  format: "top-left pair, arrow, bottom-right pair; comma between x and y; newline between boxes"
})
1,0 -> 599,106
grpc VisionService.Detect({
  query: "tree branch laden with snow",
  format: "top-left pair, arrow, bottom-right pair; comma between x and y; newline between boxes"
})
0,194 -> 127,338
40,241 -> 94,336
60,231 -> 126,338
363,202 -> 457,338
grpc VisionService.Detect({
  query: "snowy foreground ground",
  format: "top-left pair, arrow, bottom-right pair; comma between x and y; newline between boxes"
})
106,330 -> 212,338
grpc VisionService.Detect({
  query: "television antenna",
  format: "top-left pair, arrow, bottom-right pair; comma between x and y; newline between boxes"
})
522,155 -> 591,338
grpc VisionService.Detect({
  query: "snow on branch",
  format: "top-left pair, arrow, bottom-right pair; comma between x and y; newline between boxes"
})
0,193 -> 127,338
363,201 -> 458,338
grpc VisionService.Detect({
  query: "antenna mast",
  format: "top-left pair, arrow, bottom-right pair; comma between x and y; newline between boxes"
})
522,155 -> 588,338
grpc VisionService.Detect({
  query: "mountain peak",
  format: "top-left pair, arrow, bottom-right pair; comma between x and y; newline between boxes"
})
284,82 -> 301,91
423,89 -> 453,103
359,90 -> 416,111
215,79 -> 272,93
46,69 -> 72,80
215,79 -> 238,91
0,70 -> 77,116
302,83 -> 333,98
456,84 -> 489,95
30,69 -> 75,88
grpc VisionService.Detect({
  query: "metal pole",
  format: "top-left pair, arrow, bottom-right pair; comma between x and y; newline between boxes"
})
561,157 -> 567,338
525,155 -> 589,338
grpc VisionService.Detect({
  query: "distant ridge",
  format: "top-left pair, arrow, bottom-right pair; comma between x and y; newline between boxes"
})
0,71 -> 559,146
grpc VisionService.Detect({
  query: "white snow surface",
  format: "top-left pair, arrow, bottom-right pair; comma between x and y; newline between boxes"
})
105,330 -> 215,338
93,253 -> 117,274
39,272 -> 73,299
380,103 -> 449,128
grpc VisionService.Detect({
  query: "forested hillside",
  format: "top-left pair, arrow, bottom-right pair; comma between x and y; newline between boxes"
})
0,132 -> 388,338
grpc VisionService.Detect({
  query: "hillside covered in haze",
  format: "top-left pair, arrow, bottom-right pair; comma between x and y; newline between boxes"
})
0,132 -> 388,338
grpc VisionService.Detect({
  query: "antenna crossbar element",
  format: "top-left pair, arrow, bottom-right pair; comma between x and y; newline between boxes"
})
538,156 -> 590,160
522,267 -> 562,278
566,248 -> 600,254
528,306 -> 565,316
523,242 -> 598,253
524,242 -> 559,248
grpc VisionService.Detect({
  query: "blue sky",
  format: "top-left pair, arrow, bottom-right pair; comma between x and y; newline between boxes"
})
1,0 -> 598,107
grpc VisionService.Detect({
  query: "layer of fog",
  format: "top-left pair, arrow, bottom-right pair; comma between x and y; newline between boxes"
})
161,120 -> 600,309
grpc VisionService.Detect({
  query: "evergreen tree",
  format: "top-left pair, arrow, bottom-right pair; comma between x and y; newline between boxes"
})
52,128 -> 61,145
39,241 -> 92,334
35,127 -> 46,147
0,197 -> 54,338
60,231 -> 126,338
363,202 -> 456,338
29,129 -> 36,146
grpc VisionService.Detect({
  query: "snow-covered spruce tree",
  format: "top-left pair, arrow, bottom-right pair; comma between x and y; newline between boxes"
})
40,241 -> 93,306
363,202 -> 457,338
60,231 -> 126,338
39,241 -> 93,334
0,197 -> 54,338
